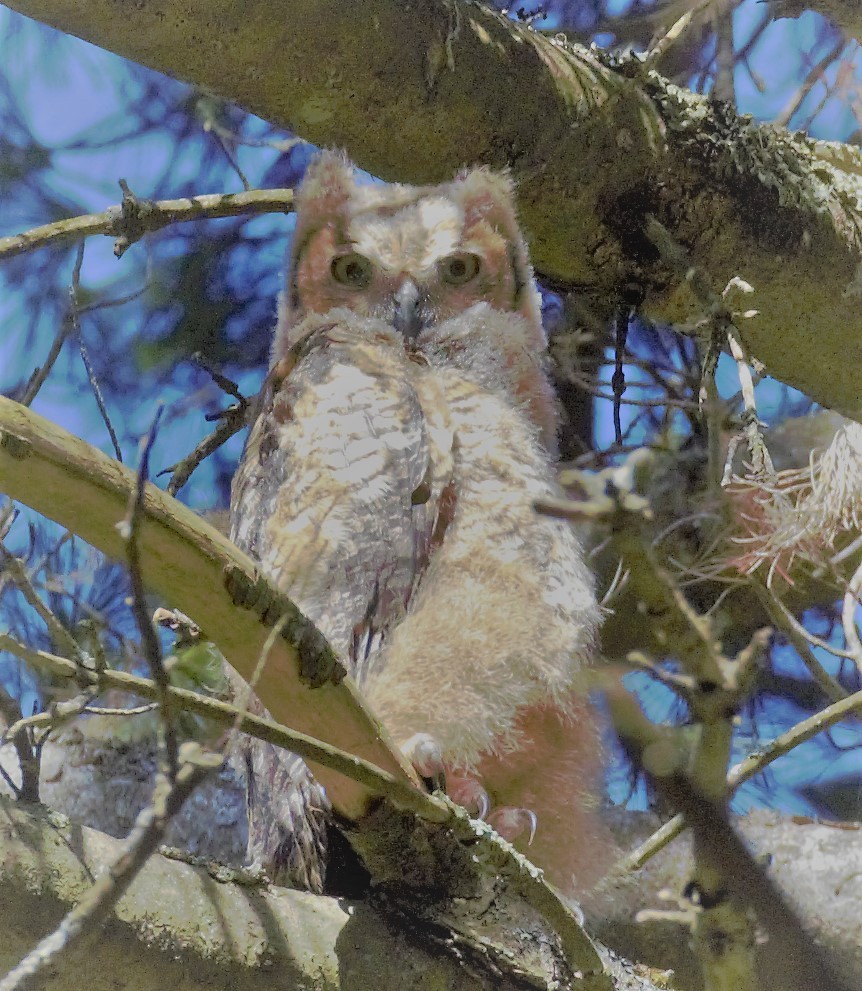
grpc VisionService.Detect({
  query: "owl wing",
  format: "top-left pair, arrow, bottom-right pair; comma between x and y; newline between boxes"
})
231,315 -> 454,677
228,315 -> 454,887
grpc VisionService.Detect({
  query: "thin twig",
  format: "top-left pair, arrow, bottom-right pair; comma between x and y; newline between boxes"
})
77,340 -> 123,462
644,0 -> 715,66
3,687 -> 100,743
209,130 -> 251,191
159,355 -> 252,494
122,405 -> 179,778
164,404 -> 248,496
841,559 -> 862,671
563,369 -> 695,408
612,308 -> 629,446
85,702 -> 160,717
0,632 -> 448,821
191,352 -> 247,404
754,584 -> 847,702
626,652 -> 698,701
0,503 -> 19,602
0,551 -> 83,662
0,502 -> 15,539
774,37 -> 847,128
726,328 -> 773,478
699,328 -> 725,494
69,243 -> 124,463
19,319 -> 73,408
599,557 -> 629,608
769,593 -> 856,661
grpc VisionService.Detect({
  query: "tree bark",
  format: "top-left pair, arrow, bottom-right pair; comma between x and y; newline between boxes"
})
0,795 -> 670,991
1,796 -> 860,991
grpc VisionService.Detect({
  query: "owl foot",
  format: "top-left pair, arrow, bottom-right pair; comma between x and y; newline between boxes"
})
487,807 -> 538,845
398,735 -> 490,819
400,732 -> 446,791
446,775 -> 490,820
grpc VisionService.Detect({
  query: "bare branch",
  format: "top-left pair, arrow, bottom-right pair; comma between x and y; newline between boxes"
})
774,36 -> 848,128
0,551 -> 83,662
754,584 -> 848,702
0,632 -> 446,819
0,187 -> 295,261
18,319 -> 73,408
609,683 -> 853,991
164,403 -> 249,497
841,558 -> 862,671
69,242 -> 125,463
619,678 -> 862,871
123,406 -> 179,777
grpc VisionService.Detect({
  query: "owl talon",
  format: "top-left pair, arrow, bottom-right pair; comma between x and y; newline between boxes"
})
488,807 -> 538,846
400,732 -> 446,791
447,775 -> 490,820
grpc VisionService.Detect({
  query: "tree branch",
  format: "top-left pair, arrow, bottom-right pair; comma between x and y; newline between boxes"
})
0,747 -> 217,991
0,186 -> 295,260
0,633 -> 446,820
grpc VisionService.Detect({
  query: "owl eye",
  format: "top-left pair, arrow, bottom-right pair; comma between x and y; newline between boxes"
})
440,253 -> 481,285
331,252 -> 373,289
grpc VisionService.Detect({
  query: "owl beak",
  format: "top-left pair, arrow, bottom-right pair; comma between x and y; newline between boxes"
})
393,279 -> 423,340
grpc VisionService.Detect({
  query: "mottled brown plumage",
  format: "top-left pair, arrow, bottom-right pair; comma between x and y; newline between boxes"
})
230,152 -> 615,899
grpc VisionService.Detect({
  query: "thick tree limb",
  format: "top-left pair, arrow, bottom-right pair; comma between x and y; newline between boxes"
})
0,796 -> 671,991
1,795 -> 860,991
0,748 -> 217,991
4,0 -> 862,423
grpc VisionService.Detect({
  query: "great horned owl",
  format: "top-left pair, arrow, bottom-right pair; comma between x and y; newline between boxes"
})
230,152 -> 616,900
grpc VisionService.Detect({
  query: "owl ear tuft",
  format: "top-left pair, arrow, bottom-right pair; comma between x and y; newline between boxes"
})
296,151 -> 356,236
451,167 -> 542,336
277,152 -> 358,358
290,151 -> 356,273
452,167 -> 519,231
295,150 -> 357,224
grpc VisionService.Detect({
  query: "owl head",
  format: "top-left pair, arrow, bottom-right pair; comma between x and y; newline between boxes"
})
274,152 -> 559,449
275,151 -> 544,351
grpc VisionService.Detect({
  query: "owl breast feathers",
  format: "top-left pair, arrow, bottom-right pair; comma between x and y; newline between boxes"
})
230,152 -> 614,900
